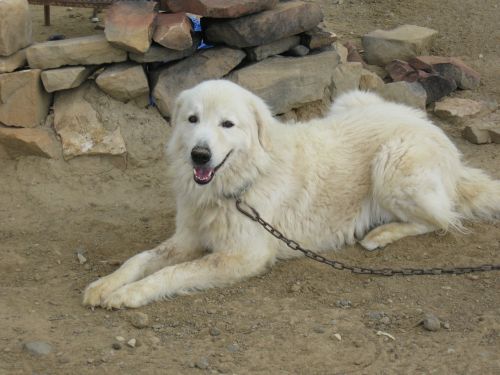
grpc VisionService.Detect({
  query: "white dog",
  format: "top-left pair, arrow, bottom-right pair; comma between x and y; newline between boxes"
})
83,80 -> 500,309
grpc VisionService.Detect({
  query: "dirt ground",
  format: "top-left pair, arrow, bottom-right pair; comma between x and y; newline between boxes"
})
1,1 -> 499,374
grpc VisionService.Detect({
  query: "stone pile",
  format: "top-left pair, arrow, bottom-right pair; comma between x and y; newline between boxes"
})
0,0 -> 497,160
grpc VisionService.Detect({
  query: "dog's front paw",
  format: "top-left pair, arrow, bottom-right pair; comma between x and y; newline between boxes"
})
83,276 -> 121,307
102,283 -> 152,309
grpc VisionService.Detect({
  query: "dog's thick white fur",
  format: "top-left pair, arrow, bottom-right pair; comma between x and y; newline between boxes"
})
83,80 -> 500,309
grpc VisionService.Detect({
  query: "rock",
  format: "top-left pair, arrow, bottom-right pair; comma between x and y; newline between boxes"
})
287,45 -> 309,57
331,62 -> 363,99
95,62 -> 149,102
104,1 -> 158,54
0,48 -> 27,73
333,41 -> 348,64
0,69 -> 51,128
209,327 -> 221,336
0,128 -> 60,159
385,59 -> 415,82
462,125 -> 492,145
489,128 -> 500,144
23,341 -> 53,356
129,36 -> 199,63
245,35 -> 300,62
203,1 -> 323,48
115,336 -> 126,342
153,13 -> 193,51
152,47 -> 245,117
313,325 -> 326,334
418,74 -> 457,105
344,41 -> 365,65
53,82 -> 127,159
335,299 -> 352,309
433,98 -> 487,123
26,35 -> 127,69
359,69 -> 384,91
333,333 -> 342,341
229,50 -> 340,114
365,64 -> 387,79
76,250 -> 87,264
166,0 -> 278,18
422,313 -> 441,331
129,312 -> 149,329
362,24 -> 438,66
127,338 -> 137,348
0,0 -> 32,56
195,357 -> 209,369
377,81 -> 427,109
41,66 -> 95,93
301,27 -> 337,50
409,56 -> 480,90
112,343 -> 122,350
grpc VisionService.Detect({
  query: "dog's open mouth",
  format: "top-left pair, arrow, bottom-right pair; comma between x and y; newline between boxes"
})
193,151 -> 232,185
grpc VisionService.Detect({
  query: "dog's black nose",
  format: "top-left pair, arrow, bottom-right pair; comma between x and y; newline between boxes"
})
191,146 -> 211,165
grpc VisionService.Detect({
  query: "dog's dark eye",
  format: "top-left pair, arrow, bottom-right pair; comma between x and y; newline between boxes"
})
188,115 -> 198,123
221,120 -> 234,128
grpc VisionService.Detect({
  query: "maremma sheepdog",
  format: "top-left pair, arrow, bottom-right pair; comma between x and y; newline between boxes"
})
83,80 -> 500,309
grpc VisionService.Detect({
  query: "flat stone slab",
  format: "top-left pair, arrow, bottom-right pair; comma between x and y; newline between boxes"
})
245,35 -> 300,62
0,48 -> 27,73
166,0 -> 278,18
203,1 -> 323,48
105,1 -> 158,54
377,81 -> 427,109
26,35 -> 127,70
153,13 -> 193,51
0,127 -> 60,159
54,82 -> 127,159
152,47 -> 245,117
0,69 -> 51,128
433,97 -> 486,123
228,50 -> 341,114
0,0 -> 32,56
96,62 -> 149,102
41,66 -> 95,93
409,56 -> 480,90
301,27 -> 337,50
362,24 -> 438,66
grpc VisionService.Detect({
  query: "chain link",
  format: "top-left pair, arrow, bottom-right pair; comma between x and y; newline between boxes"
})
235,199 -> 500,276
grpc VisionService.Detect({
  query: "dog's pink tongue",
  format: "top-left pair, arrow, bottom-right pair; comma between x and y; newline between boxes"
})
194,167 -> 214,181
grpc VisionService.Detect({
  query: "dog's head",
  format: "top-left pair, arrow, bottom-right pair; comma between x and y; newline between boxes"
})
168,80 -> 273,197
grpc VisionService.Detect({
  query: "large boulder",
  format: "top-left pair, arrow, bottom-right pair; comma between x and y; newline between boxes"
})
0,48 -> 27,73
228,50 -> 341,114
95,62 -> 149,102
166,0 -> 278,18
362,25 -> 438,66
203,1 -> 323,48
152,47 -> 245,117
153,13 -> 193,51
41,66 -> 95,93
0,69 -> 51,128
0,128 -> 60,159
26,35 -> 127,69
0,0 -> 32,56
104,1 -> 158,54
53,82 -> 127,159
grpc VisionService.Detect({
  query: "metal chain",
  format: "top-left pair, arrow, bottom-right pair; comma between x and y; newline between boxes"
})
235,199 -> 500,276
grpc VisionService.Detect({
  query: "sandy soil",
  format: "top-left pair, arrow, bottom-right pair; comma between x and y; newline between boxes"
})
1,1 -> 499,374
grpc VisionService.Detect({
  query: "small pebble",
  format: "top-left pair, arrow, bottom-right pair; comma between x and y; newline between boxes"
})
422,313 -> 441,331
195,357 -> 209,369
87,358 -> 94,364
313,325 -> 326,334
336,299 -> 352,309
23,341 -> 53,356
115,336 -> 125,342
127,338 -> 137,348
209,327 -> 221,337
442,322 -> 450,329
130,312 -> 149,329
333,333 -> 342,341
112,343 -> 121,350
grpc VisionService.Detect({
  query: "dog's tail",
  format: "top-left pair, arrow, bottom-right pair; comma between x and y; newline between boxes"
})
456,166 -> 500,220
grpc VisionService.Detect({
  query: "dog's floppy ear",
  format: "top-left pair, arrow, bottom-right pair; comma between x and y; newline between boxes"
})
249,95 -> 273,151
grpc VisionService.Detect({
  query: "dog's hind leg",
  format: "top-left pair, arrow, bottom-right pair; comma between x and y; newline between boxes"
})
83,234 -> 203,307
359,137 -> 461,251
